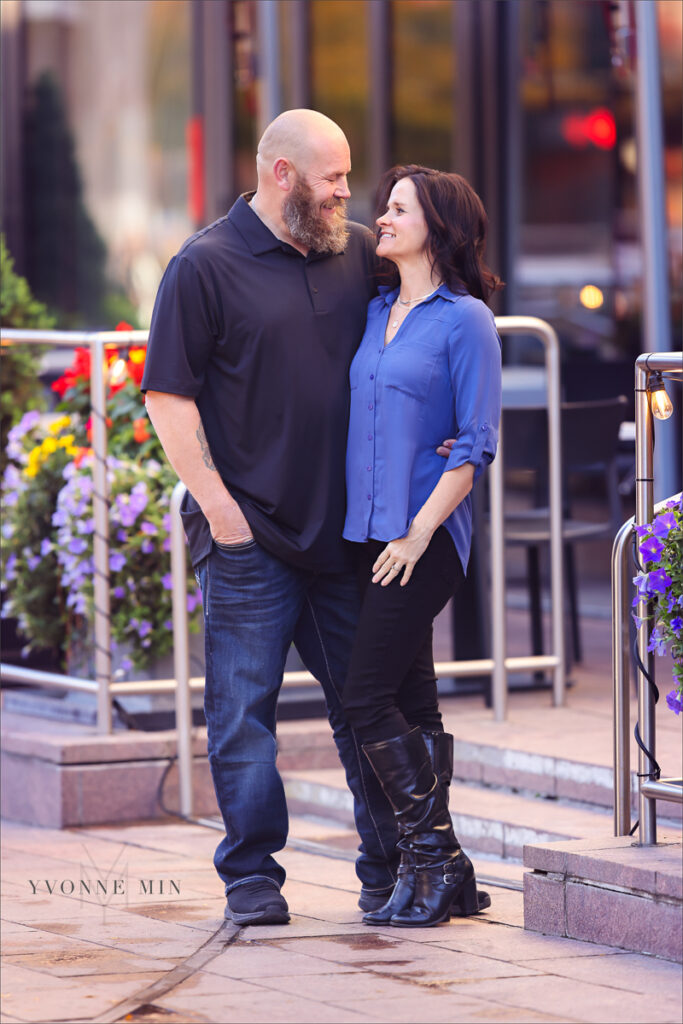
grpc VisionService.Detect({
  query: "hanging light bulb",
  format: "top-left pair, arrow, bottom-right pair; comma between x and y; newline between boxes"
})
648,372 -> 674,421
109,358 -> 128,387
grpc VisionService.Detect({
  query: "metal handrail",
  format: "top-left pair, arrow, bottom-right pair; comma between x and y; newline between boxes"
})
612,350 -> 682,843
632,351 -> 683,844
1,319 -> 565,819
170,316 -> 565,815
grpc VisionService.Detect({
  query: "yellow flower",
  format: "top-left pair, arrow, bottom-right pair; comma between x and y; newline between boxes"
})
48,415 -> 72,435
42,437 -> 58,455
58,434 -> 75,449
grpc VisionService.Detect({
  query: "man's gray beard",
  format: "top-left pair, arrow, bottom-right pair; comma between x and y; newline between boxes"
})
283,179 -> 349,254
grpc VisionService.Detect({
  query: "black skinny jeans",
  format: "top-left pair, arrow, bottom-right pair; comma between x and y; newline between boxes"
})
342,527 -> 465,745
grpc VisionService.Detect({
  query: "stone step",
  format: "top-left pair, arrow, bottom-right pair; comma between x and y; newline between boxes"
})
281,767 -> 683,861
523,833 -> 682,962
276,719 -> 682,821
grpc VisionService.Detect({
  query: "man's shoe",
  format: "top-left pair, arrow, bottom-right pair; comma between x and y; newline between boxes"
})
358,887 -> 394,912
225,879 -> 290,925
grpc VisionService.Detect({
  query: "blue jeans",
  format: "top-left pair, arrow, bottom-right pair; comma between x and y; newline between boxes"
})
196,539 -> 399,895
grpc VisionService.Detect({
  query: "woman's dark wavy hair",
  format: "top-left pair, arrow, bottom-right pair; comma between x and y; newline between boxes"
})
374,164 -> 503,304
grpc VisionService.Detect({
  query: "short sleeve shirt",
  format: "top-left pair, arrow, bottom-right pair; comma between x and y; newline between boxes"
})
343,285 -> 502,572
142,195 -> 378,570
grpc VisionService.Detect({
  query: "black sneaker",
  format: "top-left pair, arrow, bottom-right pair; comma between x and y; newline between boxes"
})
225,879 -> 290,925
358,887 -> 393,912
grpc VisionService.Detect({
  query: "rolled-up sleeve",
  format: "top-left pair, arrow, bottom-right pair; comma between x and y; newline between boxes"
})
444,302 -> 502,483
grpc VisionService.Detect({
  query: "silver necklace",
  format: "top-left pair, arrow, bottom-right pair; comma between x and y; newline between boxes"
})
397,287 -> 440,307
390,286 -> 440,329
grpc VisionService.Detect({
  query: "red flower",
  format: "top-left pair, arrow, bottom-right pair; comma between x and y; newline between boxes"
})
126,346 -> 147,387
132,417 -> 150,443
51,347 -> 92,396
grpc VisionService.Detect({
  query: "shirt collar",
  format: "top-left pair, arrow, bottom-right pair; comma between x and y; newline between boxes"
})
229,192 -> 345,262
378,282 -> 465,306
229,193 -> 296,256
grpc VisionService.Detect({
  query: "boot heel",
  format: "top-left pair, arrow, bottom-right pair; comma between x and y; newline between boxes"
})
451,876 -> 479,917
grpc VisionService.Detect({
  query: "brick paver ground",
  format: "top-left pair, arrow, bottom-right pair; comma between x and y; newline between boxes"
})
1,815 -> 681,1024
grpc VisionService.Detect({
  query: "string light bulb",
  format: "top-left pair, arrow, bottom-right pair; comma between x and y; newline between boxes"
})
109,358 -> 128,387
648,372 -> 674,421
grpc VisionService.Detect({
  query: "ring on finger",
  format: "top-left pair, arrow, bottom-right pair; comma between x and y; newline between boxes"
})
391,563 -> 401,571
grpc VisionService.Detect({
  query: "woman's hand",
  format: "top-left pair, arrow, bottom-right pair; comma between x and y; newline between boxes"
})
372,522 -> 433,587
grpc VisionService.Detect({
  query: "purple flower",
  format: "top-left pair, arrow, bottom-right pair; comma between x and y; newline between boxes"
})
40,538 -> 53,557
652,511 -> 678,539
117,530 -> 128,542
163,619 -> 173,630
113,586 -> 126,599
647,625 -> 667,656
137,620 -> 153,638
3,491 -> 18,508
187,591 -> 202,613
161,573 -> 173,591
634,523 -> 651,539
648,568 -> 673,594
140,521 -> 157,536
141,538 -> 154,554
26,554 -> 41,571
109,551 -> 126,572
68,537 -> 88,555
162,537 -> 171,552
5,553 -> 17,581
633,573 -> 652,599
120,657 -> 133,673
671,616 -> 683,634
666,689 -> 683,715
162,514 -> 171,532
640,535 -> 665,564
8,410 -> 40,442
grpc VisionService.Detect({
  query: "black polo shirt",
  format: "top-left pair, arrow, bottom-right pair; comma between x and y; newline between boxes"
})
142,195 -> 378,571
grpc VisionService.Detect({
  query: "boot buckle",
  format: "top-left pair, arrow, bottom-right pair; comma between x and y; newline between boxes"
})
443,872 -> 456,884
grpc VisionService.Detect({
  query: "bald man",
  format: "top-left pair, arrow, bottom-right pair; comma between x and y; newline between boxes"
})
143,110 -> 400,925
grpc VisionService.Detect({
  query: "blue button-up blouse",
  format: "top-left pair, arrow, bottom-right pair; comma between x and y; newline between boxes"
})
343,284 -> 502,572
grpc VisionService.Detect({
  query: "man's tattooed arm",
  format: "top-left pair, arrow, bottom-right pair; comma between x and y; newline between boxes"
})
196,423 -> 217,471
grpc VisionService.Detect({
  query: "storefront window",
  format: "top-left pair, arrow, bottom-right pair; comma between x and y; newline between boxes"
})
392,0 -> 452,172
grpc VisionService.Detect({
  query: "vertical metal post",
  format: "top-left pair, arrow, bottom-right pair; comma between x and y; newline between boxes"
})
171,481 -> 193,818
289,0 -> 311,109
634,1 -> 676,499
489,415 -> 507,721
89,337 -> 112,733
634,359 -> 656,843
202,0 -> 234,219
612,519 -> 633,835
545,325 -> 565,706
367,0 -> 392,187
258,0 -> 282,131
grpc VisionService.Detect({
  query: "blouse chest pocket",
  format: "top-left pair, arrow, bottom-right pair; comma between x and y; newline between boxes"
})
382,342 -> 440,403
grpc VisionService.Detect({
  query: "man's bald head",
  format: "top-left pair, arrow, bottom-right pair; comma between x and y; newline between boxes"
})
256,109 -> 349,175
251,109 -> 351,255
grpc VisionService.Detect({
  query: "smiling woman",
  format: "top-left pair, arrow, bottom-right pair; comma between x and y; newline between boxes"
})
341,163 -> 502,930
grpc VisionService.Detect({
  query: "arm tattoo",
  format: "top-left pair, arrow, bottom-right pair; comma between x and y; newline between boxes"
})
196,423 -> 217,472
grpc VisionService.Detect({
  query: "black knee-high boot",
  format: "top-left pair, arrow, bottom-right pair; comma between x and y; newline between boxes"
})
426,731 -> 491,918
362,730 -> 489,924
361,727 -> 479,928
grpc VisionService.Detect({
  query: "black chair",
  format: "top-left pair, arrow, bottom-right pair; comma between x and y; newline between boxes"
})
502,396 -> 629,666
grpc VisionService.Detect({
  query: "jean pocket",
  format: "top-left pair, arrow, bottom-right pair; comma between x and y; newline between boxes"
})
213,538 -> 257,551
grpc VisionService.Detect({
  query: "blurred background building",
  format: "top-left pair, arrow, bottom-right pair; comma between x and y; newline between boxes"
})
2,0 -> 681,412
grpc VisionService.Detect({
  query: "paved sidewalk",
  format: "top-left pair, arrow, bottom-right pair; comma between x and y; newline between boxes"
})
2,815 -> 681,1024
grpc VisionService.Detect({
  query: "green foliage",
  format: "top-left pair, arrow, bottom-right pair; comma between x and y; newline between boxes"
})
23,73 -> 109,326
2,350 -> 201,672
0,234 -> 55,476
